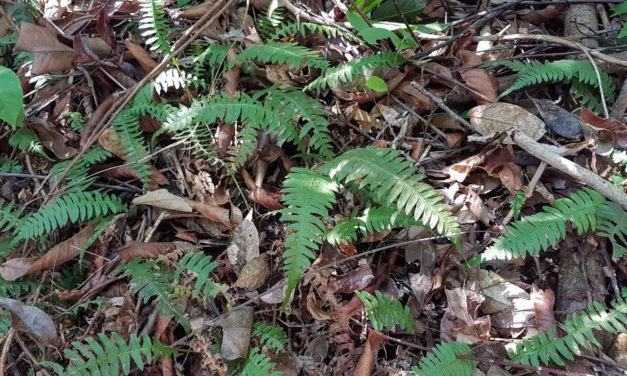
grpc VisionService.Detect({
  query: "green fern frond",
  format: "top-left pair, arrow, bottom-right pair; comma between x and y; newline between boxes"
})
0,278 -> 36,298
65,112 -> 86,133
412,343 -> 476,376
253,323 -> 289,354
195,43 -> 232,69
18,190 -> 126,241
0,33 -> 16,55
154,67 -> 198,94
265,88 -> 334,159
257,7 -> 285,40
356,290 -> 415,332
597,201 -> 627,260
0,198 -> 22,233
481,189 -> 606,261
492,59 -> 615,113
8,127 -> 45,156
242,347 -> 282,376
0,311 -> 10,337
326,206 -> 421,245
138,0 -> 172,54
175,251 -> 219,298
235,42 -> 329,70
273,22 -> 362,43
321,147 -> 459,240
509,297 -> 627,367
306,52 -> 406,90
42,332 -> 166,375
281,168 -> 338,305
111,110 -> 152,185
50,144 -> 112,189
114,258 -> 189,331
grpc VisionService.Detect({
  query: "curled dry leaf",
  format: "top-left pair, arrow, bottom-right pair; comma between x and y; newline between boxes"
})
530,284 -> 555,334
250,186 -> 283,210
458,51 -> 497,104
98,163 -> 167,190
15,23 -> 76,74
332,264 -> 374,294
0,258 -> 36,281
117,241 -> 177,262
354,331 -> 384,376
581,107 -> 627,148
214,306 -> 254,360
469,103 -> 546,142
125,40 -> 158,72
132,189 -> 193,212
30,120 -> 78,159
0,298 -> 59,346
532,98 -> 582,139
83,94 -> 117,147
233,254 -> 269,291
188,200 -> 233,229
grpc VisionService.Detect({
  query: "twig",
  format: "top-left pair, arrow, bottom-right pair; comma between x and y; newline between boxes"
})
511,131 -> 627,210
502,161 -> 548,225
0,329 -> 14,376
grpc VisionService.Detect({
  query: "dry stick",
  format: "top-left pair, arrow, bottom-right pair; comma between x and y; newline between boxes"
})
44,0 -> 237,200
610,79 -> 627,119
0,329 -> 14,376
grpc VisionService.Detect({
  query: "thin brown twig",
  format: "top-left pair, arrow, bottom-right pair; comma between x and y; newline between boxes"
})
0,329 -> 14,376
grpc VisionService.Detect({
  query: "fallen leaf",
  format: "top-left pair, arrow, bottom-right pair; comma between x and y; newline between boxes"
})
532,99 -> 582,139
459,51 -> 497,104
188,200 -> 233,228
0,298 -> 59,345
226,219 -> 259,272
467,190 -> 494,226
30,120 -> 78,159
354,331 -> 384,376
98,163 -> 167,190
214,306 -> 254,360
117,241 -> 177,262
332,265 -> 374,294
233,254 -> 269,291
83,94 -> 117,147
469,103 -> 546,142
581,107 -> 627,147
478,270 -> 531,315
250,186 -> 283,210
125,40 -> 158,73
530,284 -> 555,334
132,189 -> 193,212
15,23 -> 77,74
0,258 -> 36,281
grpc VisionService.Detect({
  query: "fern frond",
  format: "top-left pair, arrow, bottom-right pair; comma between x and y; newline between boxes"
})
175,251 -> 219,298
253,323 -> 289,353
195,43 -> 231,71
412,343 -> 476,376
257,7 -> 285,40
481,189 -> 605,261
321,147 -> 459,240
509,297 -> 627,367
0,278 -> 36,298
18,190 -> 126,241
8,127 -> 45,156
114,258 -> 189,330
0,198 -> 22,234
306,52 -> 406,90
138,0 -> 172,54
597,201 -> 627,260
281,168 -> 338,304
265,88 -> 334,159
111,110 -> 152,185
0,311 -> 10,337
273,22 -> 362,43
235,42 -> 329,70
242,347 -> 282,376
356,290 -> 415,332
50,144 -> 112,189
42,332 -> 165,375
154,67 -> 198,94
65,112 -> 85,133
0,33 -> 16,55
326,206 -> 421,245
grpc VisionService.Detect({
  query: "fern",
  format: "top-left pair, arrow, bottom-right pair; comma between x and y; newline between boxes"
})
0,278 -> 36,298
18,190 -> 126,241
0,198 -> 22,233
195,43 -> 231,70
0,311 -> 10,338
0,34 -> 16,55
412,343 -> 476,376
174,251 -> 219,298
491,59 -> 615,113
253,323 -> 289,354
306,52 -> 406,90
281,168 -> 338,304
50,144 -> 112,190
326,206 -> 421,245
154,67 -> 198,94
138,0 -> 172,54
234,42 -> 329,70
241,347 -> 282,376
273,22 -> 363,43
615,1 -> 627,38
256,7 -> 285,40
42,332 -> 168,375
65,112 -> 85,133
596,201 -> 627,260
321,147 -> 459,239
356,290 -> 415,332
8,127 -> 45,156
481,189 -> 605,261
509,296 -> 627,367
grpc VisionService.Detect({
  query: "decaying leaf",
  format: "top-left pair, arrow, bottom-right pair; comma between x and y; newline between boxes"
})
214,306 -> 254,360
469,103 -> 546,142
117,241 -> 177,262
532,98 -> 582,139
233,254 -> 269,291
15,23 -> 77,74
581,107 -> 627,148
226,219 -> 259,272
0,298 -> 59,345
132,189 -> 193,212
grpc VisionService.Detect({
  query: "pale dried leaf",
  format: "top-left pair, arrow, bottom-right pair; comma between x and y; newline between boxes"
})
469,103 -> 545,142
132,189 -> 193,212
26,224 -> 96,275
0,258 -> 36,281
233,254 -> 269,291
117,241 -> 177,262
15,23 -> 76,74
214,306 -> 254,360
0,298 -> 59,345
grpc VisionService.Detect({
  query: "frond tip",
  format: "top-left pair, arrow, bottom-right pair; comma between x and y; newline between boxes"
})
356,290 -> 415,332
412,343 -> 476,376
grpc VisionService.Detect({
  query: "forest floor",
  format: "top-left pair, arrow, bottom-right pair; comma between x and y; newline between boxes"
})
1,0 -> 627,375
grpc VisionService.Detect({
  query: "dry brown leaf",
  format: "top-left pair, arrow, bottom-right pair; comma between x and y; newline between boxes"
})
0,14 -> 12,38
117,241 -> 177,262
467,190 -> 494,226
132,189 -> 193,212
530,284 -> 555,334
226,219 -> 259,272
332,265 -> 374,294
354,332 -> 383,376
30,121 -> 78,159
125,40 -> 158,72
214,306 -> 254,360
188,200 -> 232,228
15,23 -> 77,74
459,51 -> 497,104
392,81 -> 435,111
83,94 -> 117,147
99,164 -> 167,190
0,258 -> 36,281
178,1 -> 219,19
469,103 -> 546,141
250,186 -> 283,210
233,254 -> 269,291
0,298 -> 59,346
581,107 -> 627,148
26,224 -> 97,275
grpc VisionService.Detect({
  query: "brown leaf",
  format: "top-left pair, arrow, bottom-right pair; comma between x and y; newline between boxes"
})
30,120 -> 78,159
131,189 -> 193,212
469,103 -> 546,141
83,94 -> 117,147
531,284 -> 555,334
178,1 -> 220,19
26,224 -> 97,275
467,190 -> 494,226
117,241 -> 177,262
459,51 -> 497,104
214,306 -> 254,360
354,332 -> 384,376
581,107 -> 627,148
0,258 -> 36,281
15,23 -> 76,74
226,219 -> 259,271
233,254 -> 269,291
98,163 -> 167,190
0,298 -> 59,345
392,81 -> 435,111
250,186 -> 283,210
125,40 -> 158,73
188,200 -> 233,229
332,265 -> 374,294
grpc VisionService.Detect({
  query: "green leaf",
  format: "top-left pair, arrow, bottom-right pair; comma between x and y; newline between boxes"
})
0,65 -> 25,128
613,1 -> 627,15
347,10 -> 370,32
371,0 -> 425,22
359,27 -> 402,47
365,76 -> 388,92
